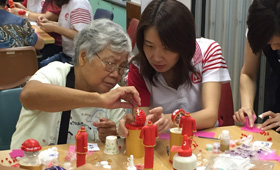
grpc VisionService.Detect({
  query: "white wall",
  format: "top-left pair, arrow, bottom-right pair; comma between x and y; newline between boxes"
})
141,0 -> 191,13
131,0 -> 141,4
179,0 -> 191,8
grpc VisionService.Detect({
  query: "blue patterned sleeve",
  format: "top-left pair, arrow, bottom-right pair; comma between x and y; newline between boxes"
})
22,19 -> 38,46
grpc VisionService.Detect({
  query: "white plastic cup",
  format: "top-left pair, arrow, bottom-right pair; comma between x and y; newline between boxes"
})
104,136 -> 119,155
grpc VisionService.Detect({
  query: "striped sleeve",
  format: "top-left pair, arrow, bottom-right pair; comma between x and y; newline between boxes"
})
70,8 -> 92,26
202,41 -> 228,74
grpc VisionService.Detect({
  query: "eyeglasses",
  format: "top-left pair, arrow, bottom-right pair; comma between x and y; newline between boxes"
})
95,53 -> 128,75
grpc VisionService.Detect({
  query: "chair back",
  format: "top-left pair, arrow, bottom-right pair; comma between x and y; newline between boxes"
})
218,82 -> 234,126
0,46 -> 38,90
127,18 -> 139,50
94,8 -> 114,20
0,87 -> 22,150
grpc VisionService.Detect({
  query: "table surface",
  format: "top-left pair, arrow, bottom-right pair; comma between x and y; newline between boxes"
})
32,25 -> 55,44
0,125 -> 279,169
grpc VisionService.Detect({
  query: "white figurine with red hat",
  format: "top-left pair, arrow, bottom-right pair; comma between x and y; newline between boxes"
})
20,139 -> 42,167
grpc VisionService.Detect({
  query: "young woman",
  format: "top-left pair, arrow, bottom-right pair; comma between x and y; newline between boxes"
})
118,0 -> 231,137
234,0 -> 280,132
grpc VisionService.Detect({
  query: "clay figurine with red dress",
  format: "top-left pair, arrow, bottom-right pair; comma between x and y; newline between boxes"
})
139,121 -> 158,170
75,127 -> 88,167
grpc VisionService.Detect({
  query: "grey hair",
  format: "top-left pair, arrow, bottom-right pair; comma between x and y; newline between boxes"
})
73,19 -> 132,66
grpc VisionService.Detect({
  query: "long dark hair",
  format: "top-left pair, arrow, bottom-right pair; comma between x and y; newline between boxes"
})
247,0 -> 280,54
134,0 -> 196,89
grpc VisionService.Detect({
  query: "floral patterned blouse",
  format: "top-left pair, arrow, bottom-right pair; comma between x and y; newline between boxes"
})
0,10 -> 38,48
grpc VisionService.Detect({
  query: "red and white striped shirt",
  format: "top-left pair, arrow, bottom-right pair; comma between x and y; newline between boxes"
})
58,0 -> 93,58
128,38 -> 230,116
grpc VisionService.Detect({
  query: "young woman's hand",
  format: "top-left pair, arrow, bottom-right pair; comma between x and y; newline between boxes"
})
259,111 -> 280,131
118,114 -> 134,138
146,107 -> 170,134
234,107 -> 256,127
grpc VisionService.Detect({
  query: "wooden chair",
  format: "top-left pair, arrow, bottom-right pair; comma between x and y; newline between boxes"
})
126,1 -> 141,30
0,87 -> 22,150
218,82 -> 235,126
94,8 -> 114,20
0,46 -> 38,90
127,18 -> 139,50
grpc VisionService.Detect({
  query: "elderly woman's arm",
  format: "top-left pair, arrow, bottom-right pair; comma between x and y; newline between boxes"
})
20,80 -> 140,112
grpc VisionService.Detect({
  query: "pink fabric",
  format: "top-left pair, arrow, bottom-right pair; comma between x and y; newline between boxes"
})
194,131 -> 216,138
9,149 -> 24,158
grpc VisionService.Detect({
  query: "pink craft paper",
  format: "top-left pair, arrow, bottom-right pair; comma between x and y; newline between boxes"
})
9,149 -> 24,158
159,133 -> 170,140
241,115 -> 262,133
241,126 -> 262,133
87,151 -> 94,156
194,131 -> 215,138
68,145 -> 76,153
258,151 -> 280,162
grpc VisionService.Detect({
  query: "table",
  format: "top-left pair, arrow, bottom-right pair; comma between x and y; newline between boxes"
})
0,125 -> 279,169
32,25 -> 55,44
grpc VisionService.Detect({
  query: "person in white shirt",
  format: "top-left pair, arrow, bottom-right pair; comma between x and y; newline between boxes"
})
11,19 -> 140,149
118,0 -> 231,137
37,0 -> 93,68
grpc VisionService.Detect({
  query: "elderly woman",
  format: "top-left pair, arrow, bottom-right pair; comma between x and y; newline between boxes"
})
10,19 -> 141,149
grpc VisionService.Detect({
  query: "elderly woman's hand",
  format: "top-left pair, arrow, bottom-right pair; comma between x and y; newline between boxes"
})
259,111 -> 280,131
101,86 -> 141,109
146,107 -> 171,134
93,118 -> 117,142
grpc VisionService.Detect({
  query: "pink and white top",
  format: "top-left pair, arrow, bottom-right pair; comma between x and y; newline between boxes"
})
128,38 -> 231,114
